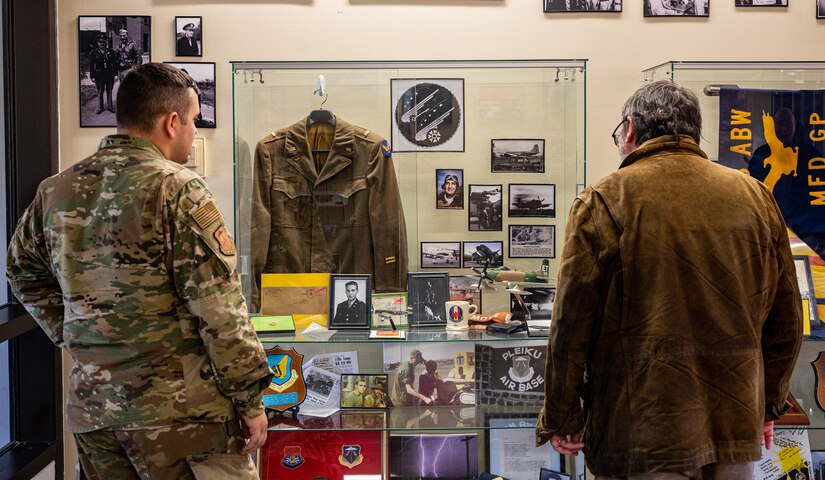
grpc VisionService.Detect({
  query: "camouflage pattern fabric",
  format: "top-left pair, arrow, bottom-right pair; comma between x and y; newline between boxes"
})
6,135 -> 274,432
75,420 -> 258,480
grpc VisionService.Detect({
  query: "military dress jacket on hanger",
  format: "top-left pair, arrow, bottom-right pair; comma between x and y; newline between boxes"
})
250,117 -> 408,311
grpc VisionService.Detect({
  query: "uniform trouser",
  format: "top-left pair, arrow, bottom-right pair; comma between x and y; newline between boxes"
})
95,78 -> 114,110
74,420 -> 259,480
595,461 -> 755,480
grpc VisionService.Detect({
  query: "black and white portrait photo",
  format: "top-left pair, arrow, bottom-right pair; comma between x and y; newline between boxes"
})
408,272 -> 450,327
391,79 -> 464,152
421,242 -> 461,268
645,0 -> 708,15
544,0 -> 622,11
435,169 -> 464,209
462,241 -> 504,269
508,184 -> 556,218
469,184 -> 502,231
78,16 -> 150,127
819,0 -> 825,18
491,139 -> 545,173
175,16 -> 202,56
165,62 -> 216,128
329,274 -> 372,330
509,225 -> 556,258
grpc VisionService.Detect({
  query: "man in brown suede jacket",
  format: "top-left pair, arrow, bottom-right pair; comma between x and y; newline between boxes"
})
537,80 -> 802,479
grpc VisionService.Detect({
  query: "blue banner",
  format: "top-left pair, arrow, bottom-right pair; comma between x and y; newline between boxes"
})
719,87 -> 825,260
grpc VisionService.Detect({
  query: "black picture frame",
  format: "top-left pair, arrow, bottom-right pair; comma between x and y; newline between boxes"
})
78,15 -> 151,128
174,16 -> 202,57
508,183 -> 556,218
468,184 -> 503,231
491,139 -> 545,173
390,78 -> 465,152
735,0 -> 786,5
421,241 -> 462,269
462,241 -> 504,269
328,274 -> 372,330
544,0 -> 622,12
435,168 -> 464,209
644,0 -> 709,15
407,272 -> 450,327
819,0 -> 825,17
164,62 -> 216,128
509,224 -> 556,259
340,374 -> 388,409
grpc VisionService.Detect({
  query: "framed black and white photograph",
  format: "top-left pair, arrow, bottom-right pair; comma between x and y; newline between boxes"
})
175,16 -> 202,56
340,374 -> 388,409
510,286 -> 556,321
508,183 -> 556,218
407,272 -> 450,327
491,139 -> 545,173
468,184 -> 502,231
735,0 -> 786,5
819,0 -> 825,17
421,242 -> 461,268
462,241 -> 504,269
78,16 -> 151,127
509,224 -> 556,258
436,169 -> 464,209
645,0 -> 709,15
544,0 -> 622,12
329,274 -> 372,330
165,62 -> 216,128
391,78 -> 464,152
450,276 -> 482,313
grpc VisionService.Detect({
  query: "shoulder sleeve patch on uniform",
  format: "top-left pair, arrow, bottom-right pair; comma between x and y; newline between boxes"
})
192,200 -> 221,229
381,139 -> 392,158
213,225 -> 236,256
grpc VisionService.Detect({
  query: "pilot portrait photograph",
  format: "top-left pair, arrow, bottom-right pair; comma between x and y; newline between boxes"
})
329,275 -> 372,330
435,169 -> 464,209
175,16 -> 202,56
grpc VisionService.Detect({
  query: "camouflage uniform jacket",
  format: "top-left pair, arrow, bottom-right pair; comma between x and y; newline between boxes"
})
6,135 -> 274,433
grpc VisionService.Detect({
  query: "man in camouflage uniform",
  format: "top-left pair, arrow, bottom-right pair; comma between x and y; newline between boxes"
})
6,63 -> 273,479
116,28 -> 142,83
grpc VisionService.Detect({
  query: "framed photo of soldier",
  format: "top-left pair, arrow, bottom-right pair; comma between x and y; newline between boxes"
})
508,183 -> 556,218
407,272 -> 450,327
491,139 -> 545,173
462,241 -> 504,269
435,169 -> 464,209
164,62 -> 217,128
544,0 -> 622,12
340,374 -> 388,409
78,16 -> 151,127
509,224 -> 556,258
390,78 -> 465,152
468,184 -> 503,231
175,16 -> 202,56
421,242 -> 461,268
644,0 -> 709,15
328,274 -> 372,330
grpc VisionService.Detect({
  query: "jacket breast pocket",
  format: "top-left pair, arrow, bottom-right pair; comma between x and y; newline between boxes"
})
270,176 -> 312,228
316,177 -> 368,227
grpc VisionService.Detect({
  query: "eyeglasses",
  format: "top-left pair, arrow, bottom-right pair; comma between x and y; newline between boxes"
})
612,117 -> 628,146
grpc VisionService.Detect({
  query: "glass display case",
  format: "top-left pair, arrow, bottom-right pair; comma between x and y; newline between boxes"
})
231,60 -> 586,479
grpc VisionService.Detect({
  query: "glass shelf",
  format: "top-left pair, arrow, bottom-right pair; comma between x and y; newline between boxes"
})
266,405 -> 541,432
258,328 -> 543,345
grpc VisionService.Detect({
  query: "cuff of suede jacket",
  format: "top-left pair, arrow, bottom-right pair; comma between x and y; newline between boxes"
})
765,398 -> 793,422
535,407 -> 584,447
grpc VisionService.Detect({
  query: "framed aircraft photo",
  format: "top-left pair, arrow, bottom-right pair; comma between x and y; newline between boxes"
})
545,0 -> 622,11
391,78 -> 465,152
508,183 -> 556,218
421,242 -> 461,268
491,139 -> 545,173
462,241 -> 504,269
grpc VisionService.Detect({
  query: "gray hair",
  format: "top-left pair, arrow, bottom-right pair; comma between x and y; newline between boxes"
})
620,80 -> 702,145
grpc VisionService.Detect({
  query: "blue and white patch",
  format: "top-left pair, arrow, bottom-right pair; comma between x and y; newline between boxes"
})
381,139 -> 392,158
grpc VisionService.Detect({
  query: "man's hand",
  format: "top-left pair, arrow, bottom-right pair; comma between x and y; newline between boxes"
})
550,433 -> 585,456
239,413 -> 268,455
761,421 -> 775,450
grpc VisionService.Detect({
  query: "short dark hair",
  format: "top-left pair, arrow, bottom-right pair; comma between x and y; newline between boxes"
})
345,281 -> 358,290
424,360 -> 437,373
116,63 -> 200,132
620,80 -> 702,145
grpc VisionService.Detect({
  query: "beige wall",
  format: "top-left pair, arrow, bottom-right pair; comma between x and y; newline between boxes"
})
55,0 -> 824,476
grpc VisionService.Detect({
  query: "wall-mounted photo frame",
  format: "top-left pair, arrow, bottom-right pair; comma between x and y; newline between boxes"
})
462,241 -> 504,269
165,61 -> 216,128
508,183 -> 556,218
544,0 -> 622,12
819,0 -> 825,18
509,224 -> 556,258
390,78 -> 464,152
449,276 -> 482,313
340,374 -> 388,409
468,184 -> 502,231
175,16 -> 202,56
491,139 -> 545,173
328,274 -> 372,330
645,0 -> 709,15
421,241 -> 461,269
371,292 -> 408,329
407,272 -> 450,327
78,16 -> 151,127
735,0 -> 786,5
435,169 -> 464,209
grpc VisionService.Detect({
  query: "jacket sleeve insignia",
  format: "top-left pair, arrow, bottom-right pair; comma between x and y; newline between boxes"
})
384,256 -> 396,264
192,201 -> 221,229
213,225 -> 236,256
381,139 -> 392,158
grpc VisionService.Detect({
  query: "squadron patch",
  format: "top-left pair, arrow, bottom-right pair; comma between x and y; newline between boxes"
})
281,446 -> 304,469
213,225 -> 235,256
338,445 -> 364,469
381,139 -> 392,158
192,201 -> 221,229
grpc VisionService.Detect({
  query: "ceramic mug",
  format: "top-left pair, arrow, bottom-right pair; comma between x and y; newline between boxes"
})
445,300 -> 478,331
